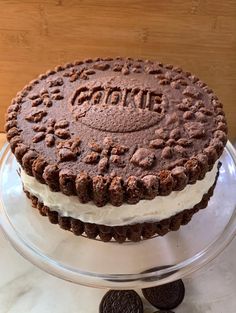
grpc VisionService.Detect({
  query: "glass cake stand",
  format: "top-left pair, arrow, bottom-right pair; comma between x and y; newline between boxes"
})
0,142 -> 236,290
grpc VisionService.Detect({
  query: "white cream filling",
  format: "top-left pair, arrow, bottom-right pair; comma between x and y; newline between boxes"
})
21,162 -> 218,226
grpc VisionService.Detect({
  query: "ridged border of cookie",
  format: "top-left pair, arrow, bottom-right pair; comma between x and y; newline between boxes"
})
6,58 -> 227,207
23,165 -> 219,243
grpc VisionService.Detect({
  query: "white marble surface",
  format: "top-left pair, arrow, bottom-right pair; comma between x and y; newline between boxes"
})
0,228 -> 235,313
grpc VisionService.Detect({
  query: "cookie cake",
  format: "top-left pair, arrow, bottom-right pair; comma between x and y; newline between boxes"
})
5,58 -> 227,242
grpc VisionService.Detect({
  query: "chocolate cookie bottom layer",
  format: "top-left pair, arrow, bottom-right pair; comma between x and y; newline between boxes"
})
23,168 -> 219,243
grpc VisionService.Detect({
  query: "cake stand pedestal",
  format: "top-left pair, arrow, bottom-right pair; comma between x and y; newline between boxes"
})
0,142 -> 236,309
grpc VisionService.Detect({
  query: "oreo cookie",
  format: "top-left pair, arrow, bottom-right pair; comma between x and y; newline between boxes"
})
6,57 -> 227,242
99,290 -> 143,313
142,279 -> 185,310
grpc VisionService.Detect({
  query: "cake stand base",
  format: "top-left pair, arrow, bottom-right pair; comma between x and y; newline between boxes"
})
0,142 -> 236,291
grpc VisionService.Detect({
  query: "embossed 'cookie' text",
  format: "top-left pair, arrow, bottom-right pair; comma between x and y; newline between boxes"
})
71,85 -> 163,112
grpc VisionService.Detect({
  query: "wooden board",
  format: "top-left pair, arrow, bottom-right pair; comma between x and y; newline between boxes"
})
0,133 -> 5,149
0,1 -> 236,139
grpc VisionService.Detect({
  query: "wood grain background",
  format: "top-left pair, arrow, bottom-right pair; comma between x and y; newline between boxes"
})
0,0 -> 236,139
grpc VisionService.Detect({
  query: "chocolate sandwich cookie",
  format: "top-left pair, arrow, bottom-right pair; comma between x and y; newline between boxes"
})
142,279 -> 185,310
99,290 -> 143,313
6,57 -> 227,242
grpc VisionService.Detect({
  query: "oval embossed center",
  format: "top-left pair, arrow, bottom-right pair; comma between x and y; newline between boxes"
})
70,85 -> 165,132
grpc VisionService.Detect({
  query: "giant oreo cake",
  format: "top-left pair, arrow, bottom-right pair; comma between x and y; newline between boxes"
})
5,58 -> 227,242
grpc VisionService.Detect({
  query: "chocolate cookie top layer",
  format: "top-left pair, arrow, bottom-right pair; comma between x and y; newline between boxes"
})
6,58 -> 227,206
